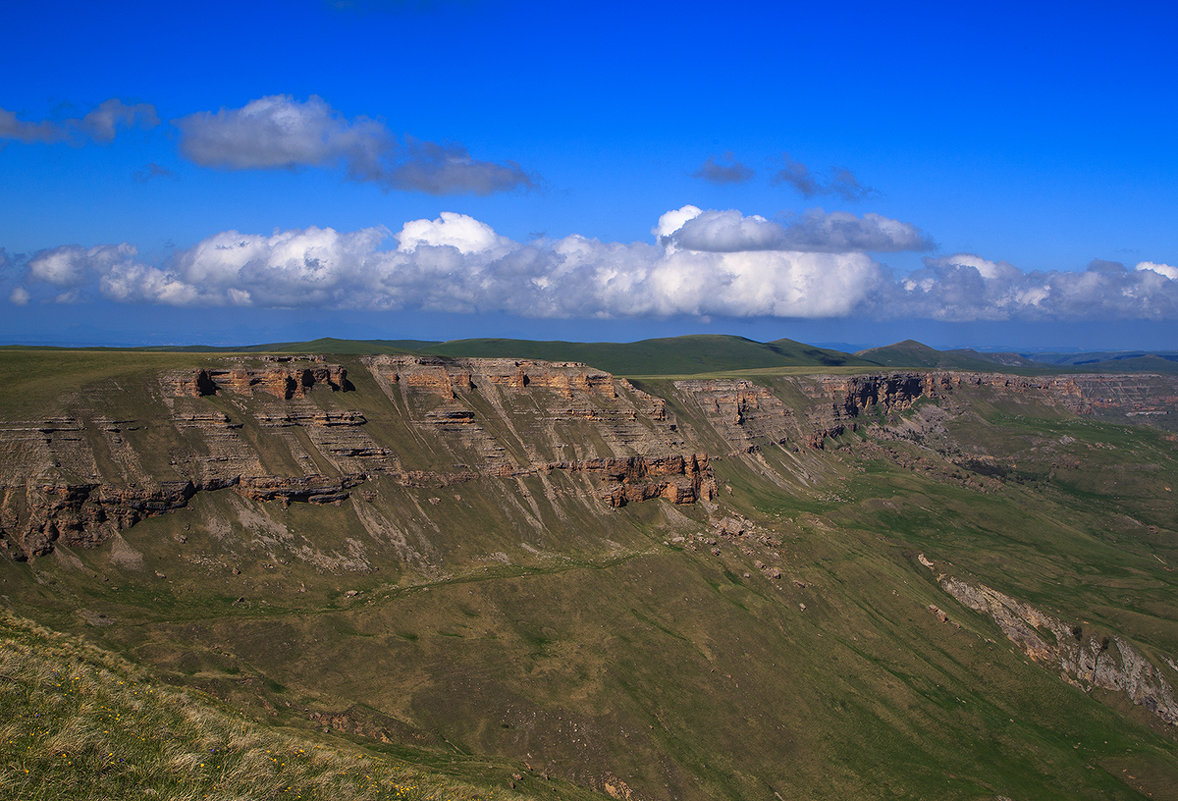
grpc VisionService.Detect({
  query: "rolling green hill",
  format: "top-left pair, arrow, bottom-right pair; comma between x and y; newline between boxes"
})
856,339 -> 1042,370
23,334 -> 1178,378
418,334 -> 871,374
123,334 -> 872,375
1030,351 -> 1178,374
141,337 -> 439,354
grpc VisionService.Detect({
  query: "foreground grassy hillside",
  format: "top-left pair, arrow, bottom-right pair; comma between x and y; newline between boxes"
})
2,348 -> 1178,799
0,609 -> 596,801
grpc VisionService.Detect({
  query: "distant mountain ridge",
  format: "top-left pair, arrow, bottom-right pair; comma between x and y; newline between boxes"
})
855,339 -> 1042,370
131,334 -> 877,375
1031,350 -> 1178,370
10,334 -> 1176,376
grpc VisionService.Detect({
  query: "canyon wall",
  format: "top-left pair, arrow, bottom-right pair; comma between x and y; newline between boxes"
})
0,355 -> 709,560
2,356 -> 1174,561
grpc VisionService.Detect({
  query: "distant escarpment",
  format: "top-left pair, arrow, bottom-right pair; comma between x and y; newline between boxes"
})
670,370 -> 1178,455
793,371 -> 1178,446
2,356 -> 1175,561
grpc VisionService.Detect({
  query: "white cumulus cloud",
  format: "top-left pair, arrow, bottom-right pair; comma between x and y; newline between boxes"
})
654,205 -> 703,242
10,208 -> 1178,323
396,212 -> 508,254
1137,261 -> 1178,281
28,244 -> 144,287
881,254 -> 1178,321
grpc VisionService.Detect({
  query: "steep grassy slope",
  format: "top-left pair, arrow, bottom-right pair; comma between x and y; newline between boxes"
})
0,609 -> 598,801
2,350 -> 1178,800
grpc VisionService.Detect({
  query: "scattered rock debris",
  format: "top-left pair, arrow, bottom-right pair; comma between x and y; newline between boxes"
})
928,604 -> 951,624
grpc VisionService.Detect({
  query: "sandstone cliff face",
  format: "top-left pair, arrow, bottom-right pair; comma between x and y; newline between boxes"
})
369,356 -> 620,401
561,454 -> 713,507
364,355 -> 675,466
0,355 -> 708,560
672,379 -> 798,454
3,360 -> 1175,561
939,575 -> 1178,726
668,372 -> 954,454
786,370 -> 1178,447
167,356 -> 352,399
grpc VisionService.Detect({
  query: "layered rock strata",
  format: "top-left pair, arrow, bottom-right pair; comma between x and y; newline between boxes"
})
939,575 -> 1178,726
1,356 -> 710,560
166,359 -> 353,399
4,360 -> 1175,561
672,379 -> 798,454
794,371 -> 1178,446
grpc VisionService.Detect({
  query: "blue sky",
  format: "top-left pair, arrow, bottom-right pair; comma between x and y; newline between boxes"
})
2,0 -> 1176,350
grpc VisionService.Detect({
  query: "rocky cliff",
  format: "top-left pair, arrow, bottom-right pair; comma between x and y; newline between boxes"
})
5,359 -> 1175,561
0,355 -> 711,560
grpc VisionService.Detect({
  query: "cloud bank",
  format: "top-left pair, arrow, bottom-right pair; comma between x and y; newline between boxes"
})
887,254 -> 1178,321
0,99 -> 159,144
174,95 -> 534,195
6,207 -> 1177,322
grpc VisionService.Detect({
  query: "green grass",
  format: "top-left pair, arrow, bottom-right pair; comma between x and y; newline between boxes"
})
418,334 -> 870,375
2,335 -> 869,379
9,336 -> 1176,380
0,609 -> 555,801
855,339 -> 1045,371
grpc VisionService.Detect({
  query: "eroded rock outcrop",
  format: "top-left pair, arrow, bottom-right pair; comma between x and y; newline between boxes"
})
0,472 -> 373,559
551,454 -> 715,507
167,358 -> 352,399
3,480 -> 199,558
791,370 -> 1178,447
366,355 -> 621,402
939,575 -> 1178,725
365,355 -> 678,467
